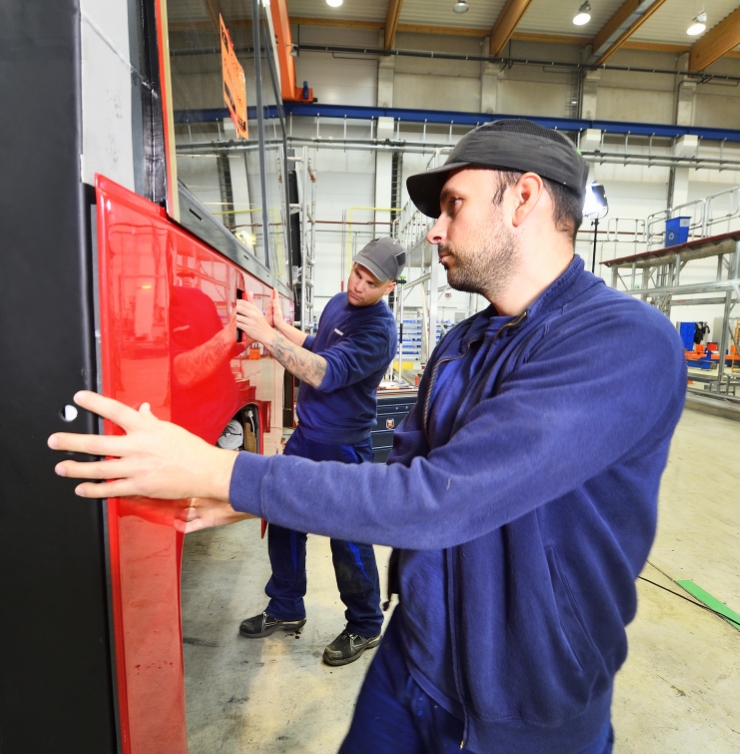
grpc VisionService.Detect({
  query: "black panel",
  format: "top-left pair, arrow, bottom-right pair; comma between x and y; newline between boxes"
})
0,2 -> 118,752
129,0 -> 167,203
370,392 -> 418,463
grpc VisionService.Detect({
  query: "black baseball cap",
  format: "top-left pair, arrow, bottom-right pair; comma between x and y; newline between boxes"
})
406,119 -> 590,218
353,238 -> 406,282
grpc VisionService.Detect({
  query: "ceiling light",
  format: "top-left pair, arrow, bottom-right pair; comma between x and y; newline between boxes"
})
687,11 -> 707,36
573,1 -> 591,26
453,0 -> 469,14
326,0 -> 343,7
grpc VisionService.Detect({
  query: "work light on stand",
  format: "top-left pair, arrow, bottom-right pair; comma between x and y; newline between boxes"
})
583,182 -> 608,274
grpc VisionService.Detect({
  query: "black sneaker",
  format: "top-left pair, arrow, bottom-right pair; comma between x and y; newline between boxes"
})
323,628 -> 381,666
239,611 -> 306,639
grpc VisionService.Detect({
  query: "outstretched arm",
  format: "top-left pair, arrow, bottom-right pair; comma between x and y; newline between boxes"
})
236,294 -> 327,387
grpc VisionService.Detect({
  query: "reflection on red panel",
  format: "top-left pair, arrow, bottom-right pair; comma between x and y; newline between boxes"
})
95,175 -> 290,754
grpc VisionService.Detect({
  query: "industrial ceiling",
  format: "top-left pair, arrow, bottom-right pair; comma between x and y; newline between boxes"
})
286,0 -> 740,71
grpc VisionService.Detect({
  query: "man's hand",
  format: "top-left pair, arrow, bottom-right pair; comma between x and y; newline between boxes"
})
236,293 -> 275,347
175,497 -> 255,533
48,391 -> 238,501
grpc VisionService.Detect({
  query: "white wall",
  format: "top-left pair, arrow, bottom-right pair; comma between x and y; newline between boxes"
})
80,0 -> 136,189
170,22 -> 740,337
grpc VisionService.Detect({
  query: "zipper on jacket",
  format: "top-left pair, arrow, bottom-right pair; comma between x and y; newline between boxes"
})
423,310 -> 527,443
430,310 -> 527,752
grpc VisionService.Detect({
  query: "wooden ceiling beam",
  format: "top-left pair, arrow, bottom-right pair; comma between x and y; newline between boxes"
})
690,7 -> 740,71
398,23 -> 489,37
489,0 -> 535,56
385,0 -> 404,49
510,31 -> 591,46
593,0 -> 669,65
290,16 -> 384,31
593,0 -> 641,52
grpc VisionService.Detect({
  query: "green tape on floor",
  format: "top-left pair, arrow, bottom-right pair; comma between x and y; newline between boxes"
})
675,580 -> 740,631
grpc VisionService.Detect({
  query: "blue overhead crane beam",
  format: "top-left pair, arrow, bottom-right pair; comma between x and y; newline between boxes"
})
174,103 -> 740,143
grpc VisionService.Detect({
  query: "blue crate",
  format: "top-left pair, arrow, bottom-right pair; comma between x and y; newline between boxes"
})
665,216 -> 691,247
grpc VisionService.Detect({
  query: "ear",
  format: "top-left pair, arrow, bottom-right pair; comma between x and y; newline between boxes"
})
384,281 -> 397,295
511,173 -> 545,229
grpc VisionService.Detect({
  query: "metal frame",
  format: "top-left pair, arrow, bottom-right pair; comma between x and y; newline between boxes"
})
290,146 -> 317,331
603,234 -> 740,397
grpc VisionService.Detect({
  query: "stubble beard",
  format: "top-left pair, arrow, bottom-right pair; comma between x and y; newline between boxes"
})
440,210 -> 518,300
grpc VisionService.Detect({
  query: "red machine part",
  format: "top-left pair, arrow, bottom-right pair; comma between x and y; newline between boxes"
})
95,175 -> 290,754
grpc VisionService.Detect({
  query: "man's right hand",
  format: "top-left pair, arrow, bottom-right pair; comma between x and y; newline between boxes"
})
48,391 -> 238,502
271,289 -> 286,332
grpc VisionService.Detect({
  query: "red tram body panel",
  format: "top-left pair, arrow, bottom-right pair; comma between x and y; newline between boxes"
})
96,176 -> 290,753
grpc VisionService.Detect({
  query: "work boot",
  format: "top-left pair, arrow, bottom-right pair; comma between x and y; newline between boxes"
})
323,628 -> 381,666
239,611 -> 306,639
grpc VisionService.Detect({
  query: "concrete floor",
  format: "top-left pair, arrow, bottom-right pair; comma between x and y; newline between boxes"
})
181,407 -> 740,753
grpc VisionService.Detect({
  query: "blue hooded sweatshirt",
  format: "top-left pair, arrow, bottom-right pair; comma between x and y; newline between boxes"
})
230,257 -> 687,753
298,292 -> 397,444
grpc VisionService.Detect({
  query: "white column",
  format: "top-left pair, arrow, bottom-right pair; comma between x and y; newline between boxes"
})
480,62 -> 499,115
378,57 -> 395,108
675,53 -> 697,127
580,70 -> 600,121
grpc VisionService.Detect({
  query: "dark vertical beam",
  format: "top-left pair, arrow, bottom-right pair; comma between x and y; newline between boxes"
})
0,0 -> 118,751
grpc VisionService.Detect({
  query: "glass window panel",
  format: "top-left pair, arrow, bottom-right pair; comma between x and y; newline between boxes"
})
167,0 -> 291,286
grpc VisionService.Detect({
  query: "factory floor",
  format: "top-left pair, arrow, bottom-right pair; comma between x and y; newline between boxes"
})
181,407 -> 740,753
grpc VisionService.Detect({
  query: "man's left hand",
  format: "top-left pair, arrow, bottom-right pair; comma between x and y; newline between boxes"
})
176,497 -> 254,533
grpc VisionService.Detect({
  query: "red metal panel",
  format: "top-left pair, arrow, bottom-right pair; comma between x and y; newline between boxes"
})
95,175 -> 290,753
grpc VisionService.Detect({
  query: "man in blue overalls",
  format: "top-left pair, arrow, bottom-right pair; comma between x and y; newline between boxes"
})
235,237 -> 405,666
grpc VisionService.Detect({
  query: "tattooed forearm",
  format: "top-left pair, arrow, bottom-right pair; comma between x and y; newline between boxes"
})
267,331 -> 327,388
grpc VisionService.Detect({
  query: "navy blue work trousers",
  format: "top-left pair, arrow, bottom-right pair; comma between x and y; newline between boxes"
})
340,612 -> 615,754
265,425 -> 383,637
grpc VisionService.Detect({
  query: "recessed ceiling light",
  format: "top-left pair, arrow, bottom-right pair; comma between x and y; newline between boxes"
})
687,11 -> 707,36
573,1 -> 591,26
453,0 -> 469,14
326,0 -> 343,7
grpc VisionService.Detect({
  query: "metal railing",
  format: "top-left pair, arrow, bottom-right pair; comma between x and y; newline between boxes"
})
602,184 -> 740,259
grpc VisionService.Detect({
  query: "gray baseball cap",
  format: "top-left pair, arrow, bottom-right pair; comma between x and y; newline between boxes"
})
406,119 -> 590,218
353,238 -> 406,282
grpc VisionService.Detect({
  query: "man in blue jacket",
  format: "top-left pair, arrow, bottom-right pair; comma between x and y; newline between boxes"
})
50,120 -> 687,754
234,237 -> 404,666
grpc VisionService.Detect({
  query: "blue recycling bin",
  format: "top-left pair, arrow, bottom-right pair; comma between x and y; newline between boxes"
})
679,322 -> 695,351
665,216 -> 691,247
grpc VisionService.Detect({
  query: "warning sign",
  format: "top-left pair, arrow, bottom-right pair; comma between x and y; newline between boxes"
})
220,15 -> 248,139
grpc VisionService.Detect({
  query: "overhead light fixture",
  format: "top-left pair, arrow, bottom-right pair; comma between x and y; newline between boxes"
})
687,11 -> 707,36
326,0 -> 343,7
573,1 -> 591,26
453,0 -> 469,14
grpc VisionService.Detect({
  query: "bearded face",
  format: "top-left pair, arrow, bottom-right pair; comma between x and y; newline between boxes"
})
436,178 -> 520,301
